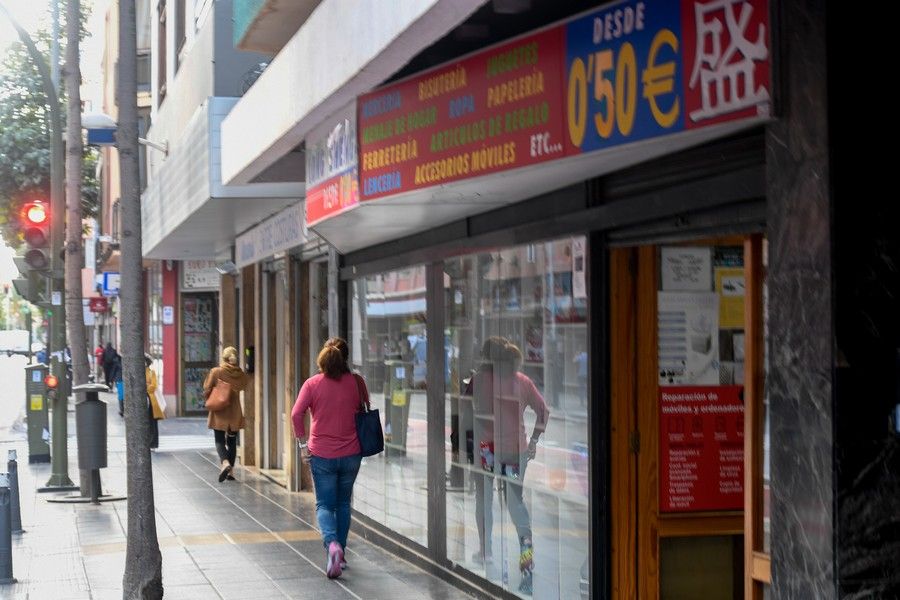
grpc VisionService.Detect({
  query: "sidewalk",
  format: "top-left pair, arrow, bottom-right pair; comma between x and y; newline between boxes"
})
1,392 -> 471,600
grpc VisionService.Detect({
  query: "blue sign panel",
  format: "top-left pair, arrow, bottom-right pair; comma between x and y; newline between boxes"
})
102,272 -> 120,297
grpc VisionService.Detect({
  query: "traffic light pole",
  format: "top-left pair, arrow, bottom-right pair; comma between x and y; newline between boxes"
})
0,3 -> 74,489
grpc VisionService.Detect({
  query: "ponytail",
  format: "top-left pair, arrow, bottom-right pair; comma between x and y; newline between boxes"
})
317,337 -> 350,379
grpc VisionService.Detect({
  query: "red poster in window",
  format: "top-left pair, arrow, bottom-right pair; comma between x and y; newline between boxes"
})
660,385 -> 744,512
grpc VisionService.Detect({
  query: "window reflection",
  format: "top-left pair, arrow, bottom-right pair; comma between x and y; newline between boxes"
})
445,236 -> 590,599
349,266 -> 429,547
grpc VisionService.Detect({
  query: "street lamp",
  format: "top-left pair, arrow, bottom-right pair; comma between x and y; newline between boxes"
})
82,111 -> 169,155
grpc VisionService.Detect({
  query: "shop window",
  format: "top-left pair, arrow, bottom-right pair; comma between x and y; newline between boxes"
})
349,265 -> 429,547
444,236 -> 590,598
136,52 -> 151,92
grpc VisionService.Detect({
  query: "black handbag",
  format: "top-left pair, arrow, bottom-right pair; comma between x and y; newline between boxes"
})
353,374 -> 384,457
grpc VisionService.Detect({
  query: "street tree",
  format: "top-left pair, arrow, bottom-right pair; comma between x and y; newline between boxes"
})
64,0 -> 89,405
0,3 -> 99,250
118,0 -> 163,597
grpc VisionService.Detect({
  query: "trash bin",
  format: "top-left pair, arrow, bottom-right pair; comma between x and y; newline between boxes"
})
24,364 -> 50,464
73,384 -> 109,470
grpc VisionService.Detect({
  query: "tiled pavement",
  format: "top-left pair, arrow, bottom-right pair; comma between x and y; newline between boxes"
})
0,393 -> 472,600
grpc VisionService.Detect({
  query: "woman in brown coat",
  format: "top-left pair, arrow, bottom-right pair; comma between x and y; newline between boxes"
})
204,346 -> 249,482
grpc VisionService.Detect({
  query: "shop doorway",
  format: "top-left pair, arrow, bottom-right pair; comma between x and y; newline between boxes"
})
611,237 -> 763,599
181,292 -> 218,413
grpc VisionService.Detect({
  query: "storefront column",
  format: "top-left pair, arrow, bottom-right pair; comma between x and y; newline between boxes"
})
284,258 -> 300,491
425,262 -> 446,561
162,262 -> 179,412
220,273 -> 237,349
327,248 -> 341,338
252,264 -> 265,467
766,0 -> 834,596
240,265 -> 257,467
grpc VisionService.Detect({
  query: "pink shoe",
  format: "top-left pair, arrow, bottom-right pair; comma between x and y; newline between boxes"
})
326,541 -> 343,579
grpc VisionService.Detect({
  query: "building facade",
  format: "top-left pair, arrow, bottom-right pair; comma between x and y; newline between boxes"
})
137,0 -> 305,418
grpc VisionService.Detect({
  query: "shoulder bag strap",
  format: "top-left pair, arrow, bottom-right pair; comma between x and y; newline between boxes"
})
353,374 -> 369,412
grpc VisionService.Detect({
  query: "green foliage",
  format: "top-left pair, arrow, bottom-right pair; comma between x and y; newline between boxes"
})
0,0 -> 99,250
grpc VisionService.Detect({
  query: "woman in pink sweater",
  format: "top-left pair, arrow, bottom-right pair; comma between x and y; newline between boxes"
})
291,337 -> 366,579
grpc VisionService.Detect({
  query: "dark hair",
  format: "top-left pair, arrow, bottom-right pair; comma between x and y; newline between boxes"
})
481,336 -> 508,362
317,337 -> 350,379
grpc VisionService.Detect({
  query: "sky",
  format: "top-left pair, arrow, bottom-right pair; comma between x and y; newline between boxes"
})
0,0 -> 111,284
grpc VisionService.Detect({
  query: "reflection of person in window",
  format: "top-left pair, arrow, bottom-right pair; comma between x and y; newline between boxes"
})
573,348 -> 588,406
471,337 -> 549,595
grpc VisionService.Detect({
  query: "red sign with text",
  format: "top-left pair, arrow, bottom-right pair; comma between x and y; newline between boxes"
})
88,297 -> 109,313
660,385 -> 744,512
357,26 -> 567,201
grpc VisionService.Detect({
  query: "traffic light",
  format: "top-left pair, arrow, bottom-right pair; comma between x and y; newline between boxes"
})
21,201 -> 51,271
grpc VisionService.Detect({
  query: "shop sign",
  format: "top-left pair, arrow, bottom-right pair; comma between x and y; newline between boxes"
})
101,272 -> 120,297
660,385 -> 744,512
88,297 -> 109,313
182,260 -> 219,290
305,102 -> 359,226
235,203 -> 307,268
357,0 -> 771,201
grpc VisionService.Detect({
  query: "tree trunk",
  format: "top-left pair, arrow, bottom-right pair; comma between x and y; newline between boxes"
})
118,0 -> 163,597
64,0 -> 90,421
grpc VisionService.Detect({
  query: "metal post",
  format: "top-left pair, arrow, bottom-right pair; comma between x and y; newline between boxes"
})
0,473 -> 15,584
6,452 -> 21,534
90,469 -> 101,505
25,311 -> 32,364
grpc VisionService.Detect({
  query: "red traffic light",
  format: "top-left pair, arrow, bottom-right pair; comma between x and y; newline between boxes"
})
24,202 -> 48,224
44,374 -> 59,389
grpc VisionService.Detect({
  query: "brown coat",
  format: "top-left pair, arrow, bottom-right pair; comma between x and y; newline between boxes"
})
204,364 -> 249,432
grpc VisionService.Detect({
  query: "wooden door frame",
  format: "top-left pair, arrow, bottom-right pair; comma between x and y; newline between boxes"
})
610,247 -> 638,600
612,238 -> 757,599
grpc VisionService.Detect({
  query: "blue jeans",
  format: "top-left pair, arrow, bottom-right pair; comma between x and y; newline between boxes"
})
309,454 -> 362,549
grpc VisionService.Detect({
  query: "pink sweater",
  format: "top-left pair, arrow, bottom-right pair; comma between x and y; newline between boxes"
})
291,373 -> 365,459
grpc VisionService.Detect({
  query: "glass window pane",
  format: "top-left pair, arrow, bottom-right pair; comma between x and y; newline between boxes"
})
349,266 -> 429,547
445,236 -> 590,598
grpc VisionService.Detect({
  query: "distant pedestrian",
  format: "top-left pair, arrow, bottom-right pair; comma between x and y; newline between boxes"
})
35,347 -> 47,365
203,346 -> 249,482
114,355 -> 124,416
94,342 -> 105,380
101,342 -> 118,388
291,337 -> 367,579
146,354 -> 164,449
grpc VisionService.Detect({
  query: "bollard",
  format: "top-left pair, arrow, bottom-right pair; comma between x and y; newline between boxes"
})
7,451 -> 22,534
0,473 -> 16,584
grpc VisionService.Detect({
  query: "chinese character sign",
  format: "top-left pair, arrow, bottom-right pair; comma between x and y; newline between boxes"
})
564,0 -> 771,152
681,0 -> 770,127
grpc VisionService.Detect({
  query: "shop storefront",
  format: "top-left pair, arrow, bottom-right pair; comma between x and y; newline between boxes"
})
234,201 -> 327,489
303,0 -> 775,598
180,260 -> 221,413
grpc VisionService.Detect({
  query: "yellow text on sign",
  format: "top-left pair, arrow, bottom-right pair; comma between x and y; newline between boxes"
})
567,29 -> 679,147
30,394 -> 44,411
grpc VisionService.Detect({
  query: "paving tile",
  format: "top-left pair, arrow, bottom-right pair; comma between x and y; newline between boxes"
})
2,395 -> 475,600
